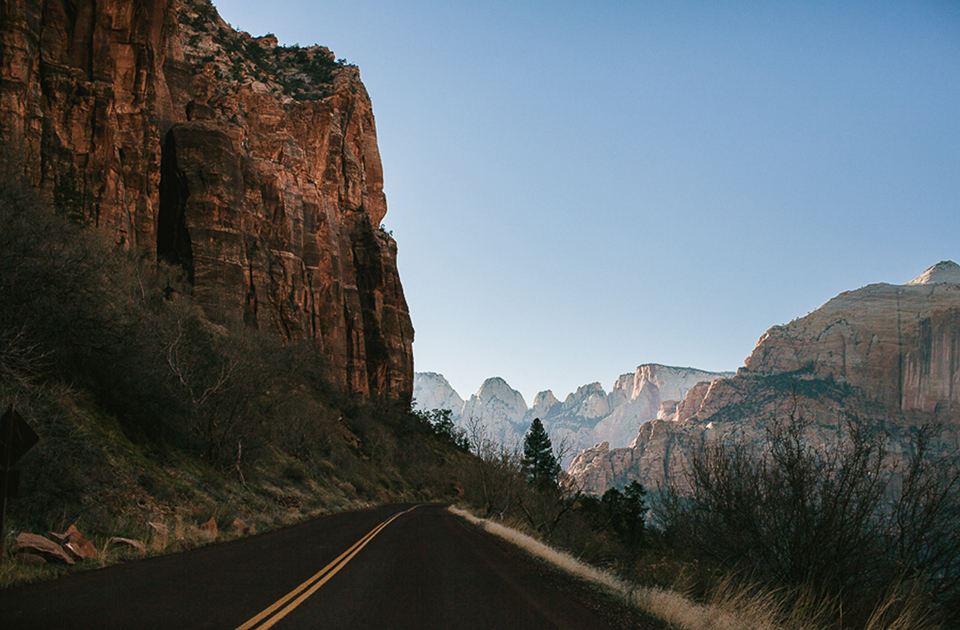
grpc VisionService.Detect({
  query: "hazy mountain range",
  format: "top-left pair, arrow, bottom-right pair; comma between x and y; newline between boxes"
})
414,364 -> 733,467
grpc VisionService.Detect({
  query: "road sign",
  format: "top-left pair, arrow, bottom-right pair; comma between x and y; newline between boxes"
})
1,405 -> 39,565
3,469 -> 18,498
1,405 -> 39,466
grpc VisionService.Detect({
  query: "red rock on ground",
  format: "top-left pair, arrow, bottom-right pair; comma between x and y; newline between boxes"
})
11,533 -> 75,565
199,517 -> 217,540
54,525 -> 98,561
232,517 -> 250,536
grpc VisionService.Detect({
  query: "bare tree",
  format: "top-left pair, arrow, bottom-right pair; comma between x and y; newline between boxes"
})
652,410 -> 960,620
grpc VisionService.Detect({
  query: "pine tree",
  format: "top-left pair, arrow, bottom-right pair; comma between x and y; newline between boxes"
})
522,418 -> 560,490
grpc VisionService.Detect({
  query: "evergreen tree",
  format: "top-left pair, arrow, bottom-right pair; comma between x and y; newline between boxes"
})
522,418 -> 560,490
601,481 -> 648,550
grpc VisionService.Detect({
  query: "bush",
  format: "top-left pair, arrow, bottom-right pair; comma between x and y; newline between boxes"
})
652,410 -> 960,626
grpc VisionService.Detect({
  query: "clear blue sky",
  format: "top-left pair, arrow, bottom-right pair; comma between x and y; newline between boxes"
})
212,0 -> 960,403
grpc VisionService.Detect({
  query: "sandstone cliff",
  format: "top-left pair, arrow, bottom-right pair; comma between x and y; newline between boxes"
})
0,0 -> 413,399
569,262 -> 960,494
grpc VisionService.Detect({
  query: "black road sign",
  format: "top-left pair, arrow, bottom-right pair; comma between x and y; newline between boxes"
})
1,405 -> 39,564
4,469 -> 18,498
1,405 -> 39,467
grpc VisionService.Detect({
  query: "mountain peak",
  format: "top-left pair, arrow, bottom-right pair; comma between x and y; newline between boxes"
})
906,261 -> 960,286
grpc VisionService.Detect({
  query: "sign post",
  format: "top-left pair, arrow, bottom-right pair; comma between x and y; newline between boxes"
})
0,405 -> 39,565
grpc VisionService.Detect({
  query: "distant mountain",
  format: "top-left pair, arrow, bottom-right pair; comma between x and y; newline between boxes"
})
461,377 -> 530,447
413,372 -> 464,414
413,364 -> 732,467
569,261 -> 960,494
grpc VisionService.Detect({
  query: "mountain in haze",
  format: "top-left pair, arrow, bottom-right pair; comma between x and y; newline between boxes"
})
413,372 -> 465,414
0,0 -> 413,400
414,364 -> 733,466
570,261 -> 960,494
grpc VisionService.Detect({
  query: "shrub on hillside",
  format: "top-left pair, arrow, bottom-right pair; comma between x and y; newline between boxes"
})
652,410 -> 960,626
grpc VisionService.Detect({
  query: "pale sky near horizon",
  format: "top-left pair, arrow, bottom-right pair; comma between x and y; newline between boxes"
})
211,0 -> 960,404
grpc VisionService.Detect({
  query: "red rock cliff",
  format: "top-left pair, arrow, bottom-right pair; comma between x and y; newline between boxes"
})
570,262 -> 960,494
0,0 -> 414,400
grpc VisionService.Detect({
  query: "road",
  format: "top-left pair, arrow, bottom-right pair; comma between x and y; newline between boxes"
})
0,504 -> 653,629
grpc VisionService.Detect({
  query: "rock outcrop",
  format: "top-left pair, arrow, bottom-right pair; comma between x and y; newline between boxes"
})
569,262 -> 960,494
0,0 -> 413,399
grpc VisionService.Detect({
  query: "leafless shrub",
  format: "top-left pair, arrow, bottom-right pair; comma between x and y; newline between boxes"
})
652,409 -> 960,627
463,416 -> 525,519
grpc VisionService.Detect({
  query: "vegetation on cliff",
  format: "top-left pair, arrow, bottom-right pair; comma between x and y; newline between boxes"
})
179,0 -> 347,101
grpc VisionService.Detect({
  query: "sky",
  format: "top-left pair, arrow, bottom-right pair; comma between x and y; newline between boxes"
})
211,0 -> 960,404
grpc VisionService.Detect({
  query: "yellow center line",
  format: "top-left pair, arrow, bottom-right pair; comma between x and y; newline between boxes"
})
234,506 -> 420,630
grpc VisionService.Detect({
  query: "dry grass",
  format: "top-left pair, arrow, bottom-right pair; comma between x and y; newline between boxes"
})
450,507 -> 943,630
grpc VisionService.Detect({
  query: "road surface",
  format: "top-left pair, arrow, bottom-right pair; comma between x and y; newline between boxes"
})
0,504 -> 655,629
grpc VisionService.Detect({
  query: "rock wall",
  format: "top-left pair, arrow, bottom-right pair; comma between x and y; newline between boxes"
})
569,262 -> 960,494
0,0 -> 413,399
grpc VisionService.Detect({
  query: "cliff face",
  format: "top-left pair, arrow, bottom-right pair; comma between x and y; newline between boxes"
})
570,262 -> 960,494
0,0 -> 414,399
590,364 -> 734,448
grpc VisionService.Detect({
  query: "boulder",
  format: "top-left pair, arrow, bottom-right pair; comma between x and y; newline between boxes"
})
53,525 -> 98,561
11,533 -> 74,565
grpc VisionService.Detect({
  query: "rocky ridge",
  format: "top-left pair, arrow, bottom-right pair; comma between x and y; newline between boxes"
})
569,262 -> 960,494
0,0 -> 413,399
413,364 -> 732,466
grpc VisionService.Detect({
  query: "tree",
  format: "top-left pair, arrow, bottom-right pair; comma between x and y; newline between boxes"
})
522,418 -> 560,491
603,481 -> 649,550
420,408 -> 468,451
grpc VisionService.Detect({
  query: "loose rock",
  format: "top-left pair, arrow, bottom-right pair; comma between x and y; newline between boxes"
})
12,533 -> 74,565
55,525 -> 98,561
232,517 -> 250,536
199,517 -> 218,540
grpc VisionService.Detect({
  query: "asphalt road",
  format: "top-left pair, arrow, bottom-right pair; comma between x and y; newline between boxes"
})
0,504 -> 652,629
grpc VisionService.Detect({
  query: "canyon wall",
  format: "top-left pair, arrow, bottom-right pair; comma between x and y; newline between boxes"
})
0,0 -> 413,399
570,262 -> 960,494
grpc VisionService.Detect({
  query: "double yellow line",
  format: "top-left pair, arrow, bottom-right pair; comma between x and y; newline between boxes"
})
234,506 -> 420,630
